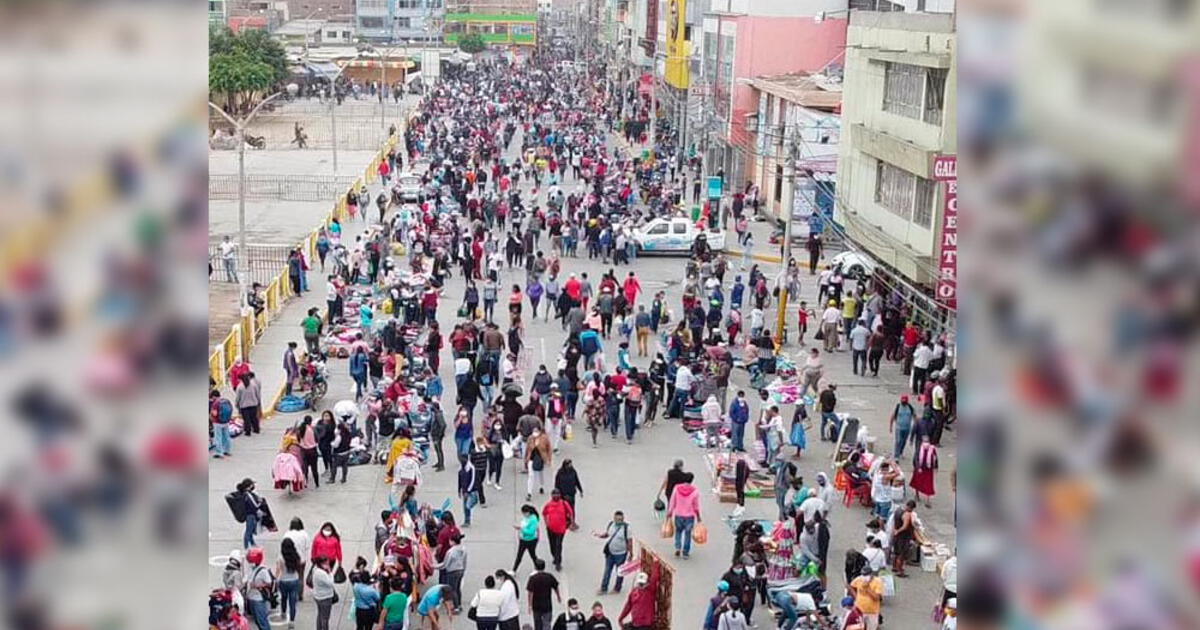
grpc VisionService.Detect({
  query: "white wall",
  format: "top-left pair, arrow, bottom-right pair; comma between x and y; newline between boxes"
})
709,0 -> 847,17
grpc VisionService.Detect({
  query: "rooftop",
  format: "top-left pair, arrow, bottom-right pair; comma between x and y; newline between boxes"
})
748,73 -> 842,111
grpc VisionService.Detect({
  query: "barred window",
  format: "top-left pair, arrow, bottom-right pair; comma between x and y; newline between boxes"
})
875,160 -> 936,228
883,62 -> 947,126
882,62 -> 924,121
913,177 -> 936,228
924,68 -> 947,125
875,160 -> 913,220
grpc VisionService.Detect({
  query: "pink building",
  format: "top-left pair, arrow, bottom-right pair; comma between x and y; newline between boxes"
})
699,5 -> 847,190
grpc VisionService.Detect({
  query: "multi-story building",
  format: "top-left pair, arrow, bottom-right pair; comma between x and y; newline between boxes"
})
696,0 -> 849,191
834,8 -> 956,287
443,0 -> 539,46
746,72 -> 842,228
287,0 -> 356,22
227,0 -> 288,30
356,0 -> 393,40
393,0 -> 446,43
209,0 -> 229,28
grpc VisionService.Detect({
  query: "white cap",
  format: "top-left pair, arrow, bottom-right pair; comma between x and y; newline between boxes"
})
635,572 -> 648,585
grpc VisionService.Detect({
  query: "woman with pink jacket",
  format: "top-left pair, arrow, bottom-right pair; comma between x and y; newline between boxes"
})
667,472 -> 702,558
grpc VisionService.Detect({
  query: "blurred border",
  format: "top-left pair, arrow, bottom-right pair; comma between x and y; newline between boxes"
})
0,2 -> 208,629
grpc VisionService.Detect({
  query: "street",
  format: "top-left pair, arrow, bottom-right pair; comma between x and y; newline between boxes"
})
209,56 -> 954,630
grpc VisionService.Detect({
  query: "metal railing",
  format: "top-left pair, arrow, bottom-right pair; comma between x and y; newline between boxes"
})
209,174 -> 357,201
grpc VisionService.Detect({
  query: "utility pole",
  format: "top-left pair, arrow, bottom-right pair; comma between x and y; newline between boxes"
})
208,90 -> 289,310
774,139 -> 799,345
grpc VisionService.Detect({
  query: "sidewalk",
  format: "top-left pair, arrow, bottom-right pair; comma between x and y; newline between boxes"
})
225,171 -> 393,418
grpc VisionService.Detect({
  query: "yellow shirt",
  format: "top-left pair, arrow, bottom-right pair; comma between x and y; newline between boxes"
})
841,296 -> 858,320
850,576 -> 884,614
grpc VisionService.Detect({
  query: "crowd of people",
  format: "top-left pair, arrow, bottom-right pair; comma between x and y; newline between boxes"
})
209,47 -> 956,630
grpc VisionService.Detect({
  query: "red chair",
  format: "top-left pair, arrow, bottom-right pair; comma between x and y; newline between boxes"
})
843,479 -> 872,507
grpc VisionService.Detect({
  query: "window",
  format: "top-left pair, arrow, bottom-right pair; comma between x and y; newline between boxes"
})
343,30 -> 352,38
671,222 -> 687,234
923,68 -> 947,125
882,62 -> 924,121
647,223 -> 668,235
360,16 -> 385,28
874,160 -> 935,228
326,30 -> 338,38
774,164 -> 783,203
395,17 -> 411,28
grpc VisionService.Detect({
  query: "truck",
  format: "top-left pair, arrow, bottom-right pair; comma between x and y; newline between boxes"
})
632,217 -> 727,255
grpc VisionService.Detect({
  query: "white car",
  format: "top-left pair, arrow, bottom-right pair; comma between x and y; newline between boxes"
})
633,217 -> 727,254
396,173 -> 423,202
829,250 -> 877,279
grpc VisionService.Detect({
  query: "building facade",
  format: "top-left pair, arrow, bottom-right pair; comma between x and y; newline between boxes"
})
698,0 -> 848,190
443,0 -> 538,46
834,9 -> 956,286
287,0 -> 357,22
746,73 -> 842,228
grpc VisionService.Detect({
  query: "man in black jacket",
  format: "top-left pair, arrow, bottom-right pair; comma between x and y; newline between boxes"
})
429,401 -> 447,471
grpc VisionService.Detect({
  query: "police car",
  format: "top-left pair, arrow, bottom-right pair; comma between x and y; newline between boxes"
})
632,217 -> 727,254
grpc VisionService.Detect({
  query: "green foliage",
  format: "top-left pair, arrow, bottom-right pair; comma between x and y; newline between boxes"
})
209,26 -> 290,113
458,33 -> 486,54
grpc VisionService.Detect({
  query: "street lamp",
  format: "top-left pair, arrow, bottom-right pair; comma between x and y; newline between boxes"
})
367,43 -> 406,138
301,49 -> 345,172
208,86 -> 296,310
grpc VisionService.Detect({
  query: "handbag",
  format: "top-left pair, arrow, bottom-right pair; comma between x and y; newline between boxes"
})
468,607 -> 478,621
331,590 -> 340,605
653,498 -> 666,512
305,565 -> 314,589
814,327 -> 824,341
333,566 -> 347,584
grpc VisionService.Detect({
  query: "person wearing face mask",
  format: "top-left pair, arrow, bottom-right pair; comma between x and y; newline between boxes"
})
580,602 -> 613,630
485,415 -> 506,490
524,426 -> 552,501
310,522 -> 343,581
552,598 -> 586,630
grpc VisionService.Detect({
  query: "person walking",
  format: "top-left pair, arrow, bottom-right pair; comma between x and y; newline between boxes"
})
728,390 -> 749,452
553,599 -> 586,630
526,559 -> 562,630
617,564 -> 660,630
553,460 -> 584,520
210,389 -> 234,457
666,472 -> 701,559
889,394 -> 916,459
512,504 -> 543,572
542,489 -> 574,571
350,563 -> 381,630
469,576 -> 505,630
296,416 -> 321,488
301,307 -> 323,356
593,510 -> 630,595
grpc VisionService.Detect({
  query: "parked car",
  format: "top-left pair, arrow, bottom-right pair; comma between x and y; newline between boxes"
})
632,217 -> 727,254
397,173 -> 423,202
829,250 -> 877,279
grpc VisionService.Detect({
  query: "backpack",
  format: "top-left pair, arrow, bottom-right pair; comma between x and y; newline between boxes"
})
217,399 -> 234,423
250,565 -> 278,609
378,413 -> 396,438
477,354 -> 496,386
580,331 -> 599,355
225,491 -> 247,523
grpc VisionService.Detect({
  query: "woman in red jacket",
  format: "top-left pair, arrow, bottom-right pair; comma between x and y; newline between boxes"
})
310,521 -> 343,575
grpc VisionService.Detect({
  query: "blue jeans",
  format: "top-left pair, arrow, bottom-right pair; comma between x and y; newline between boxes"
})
670,390 -> 690,418
771,590 -> 799,630
820,412 -> 840,441
624,403 -> 638,440
673,516 -> 695,555
213,423 -> 231,456
606,405 -> 620,437
874,500 -> 892,520
894,424 -> 912,458
601,551 -> 626,592
243,512 -> 258,548
278,578 -> 301,621
247,599 -> 270,629
353,373 -> 367,399
463,490 -> 478,525
731,422 -> 746,451
455,435 -> 472,457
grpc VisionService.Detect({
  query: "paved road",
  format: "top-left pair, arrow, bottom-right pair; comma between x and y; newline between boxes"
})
208,128 -> 954,630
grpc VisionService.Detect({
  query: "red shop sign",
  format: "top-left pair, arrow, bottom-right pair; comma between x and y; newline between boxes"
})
935,155 -> 957,310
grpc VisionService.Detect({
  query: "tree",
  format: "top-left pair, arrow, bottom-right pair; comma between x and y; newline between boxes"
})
458,33 -> 486,54
208,26 -> 290,114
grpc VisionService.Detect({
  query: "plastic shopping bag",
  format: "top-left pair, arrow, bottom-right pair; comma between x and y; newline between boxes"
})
692,522 -> 708,545
661,517 -> 674,539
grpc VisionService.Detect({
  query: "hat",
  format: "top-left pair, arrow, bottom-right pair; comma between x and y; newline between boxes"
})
900,394 -> 909,402
635,572 -> 649,585
717,580 -> 730,592
828,300 -> 836,306
246,548 -> 264,565
840,596 -> 855,608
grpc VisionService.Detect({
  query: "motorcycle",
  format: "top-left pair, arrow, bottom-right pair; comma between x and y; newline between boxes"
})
300,358 -> 328,409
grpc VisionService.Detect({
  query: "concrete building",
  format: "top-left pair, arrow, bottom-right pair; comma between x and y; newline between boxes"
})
393,0 -> 446,43
443,0 -> 539,47
834,9 -> 956,285
356,0 -> 393,40
287,0 -> 357,22
746,73 -> 842,229
698,0 -> 849,190
209,0 -> 229,27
